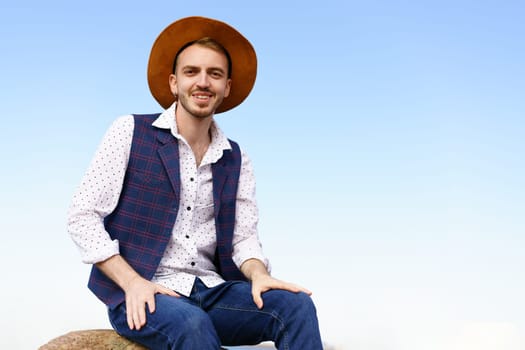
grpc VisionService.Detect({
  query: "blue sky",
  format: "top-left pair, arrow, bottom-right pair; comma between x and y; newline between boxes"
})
1,1 -> 524,348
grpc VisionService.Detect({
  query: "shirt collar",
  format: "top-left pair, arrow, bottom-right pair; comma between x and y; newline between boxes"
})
151,103 -> 232,164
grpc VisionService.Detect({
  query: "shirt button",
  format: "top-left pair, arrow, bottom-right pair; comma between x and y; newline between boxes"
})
185,235 -> 190,239
191,262 -> 196,266
190,177 -> 194,182
187,206 -> 191,211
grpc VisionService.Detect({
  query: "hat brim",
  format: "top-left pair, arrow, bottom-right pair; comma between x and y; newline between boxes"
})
147,16 -> 257,113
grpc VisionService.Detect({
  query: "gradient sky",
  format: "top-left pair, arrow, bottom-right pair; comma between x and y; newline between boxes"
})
1,1 -> 524,349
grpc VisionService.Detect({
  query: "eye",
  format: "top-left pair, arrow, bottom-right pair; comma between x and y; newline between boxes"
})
210,70 -> 224,78
184,68 -> 196,76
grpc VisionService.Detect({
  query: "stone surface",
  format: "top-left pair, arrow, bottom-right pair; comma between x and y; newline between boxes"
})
39,329 -> 285,349
39,329 -> 148,350
39,329 -> 261,349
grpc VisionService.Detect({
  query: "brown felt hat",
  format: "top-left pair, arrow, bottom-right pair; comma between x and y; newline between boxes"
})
147,16 -> 257,113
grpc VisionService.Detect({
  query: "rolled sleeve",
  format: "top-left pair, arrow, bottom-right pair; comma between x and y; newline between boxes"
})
231,150 -> 270,272
67,115 -> 133,264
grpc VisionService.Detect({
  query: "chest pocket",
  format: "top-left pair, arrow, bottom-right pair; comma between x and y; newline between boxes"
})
193,202 -> 215,226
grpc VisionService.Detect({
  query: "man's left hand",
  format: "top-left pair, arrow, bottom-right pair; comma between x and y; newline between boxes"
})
250,274 -> 312,309
240,258 -> 312,309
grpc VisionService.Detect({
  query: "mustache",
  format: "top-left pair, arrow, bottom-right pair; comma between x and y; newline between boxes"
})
191,88 -> 213,94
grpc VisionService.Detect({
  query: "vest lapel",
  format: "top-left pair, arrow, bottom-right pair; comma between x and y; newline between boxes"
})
156,130 -> 181,200
212,151 -> 230,219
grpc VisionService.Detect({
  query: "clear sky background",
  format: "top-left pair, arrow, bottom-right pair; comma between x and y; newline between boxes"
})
1,1 -> 524,349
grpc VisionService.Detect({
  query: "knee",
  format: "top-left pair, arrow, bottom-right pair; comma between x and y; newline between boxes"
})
266,291 -> 321,346
268,290 -> 318,321
167,309 -> 220,348
288,292 -> 318,319
178,311 -> 215,337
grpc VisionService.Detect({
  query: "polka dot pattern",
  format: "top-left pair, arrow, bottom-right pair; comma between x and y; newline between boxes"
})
68,104 -> 269,298
67,115 -> 133,263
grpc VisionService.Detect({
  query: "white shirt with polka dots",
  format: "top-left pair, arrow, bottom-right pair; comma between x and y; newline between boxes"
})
68,103 -> 269,297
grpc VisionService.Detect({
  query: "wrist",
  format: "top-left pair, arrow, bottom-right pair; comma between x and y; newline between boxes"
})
123,274 -> 141,291
250,271 -> 269,282
241,259 -> 269,281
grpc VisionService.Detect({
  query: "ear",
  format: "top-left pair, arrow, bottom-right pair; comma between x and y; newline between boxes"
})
169,74 -> 178,98
224,78 -> 232,98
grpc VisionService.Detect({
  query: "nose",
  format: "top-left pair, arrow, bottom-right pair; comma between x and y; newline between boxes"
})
196,72 -> 211,88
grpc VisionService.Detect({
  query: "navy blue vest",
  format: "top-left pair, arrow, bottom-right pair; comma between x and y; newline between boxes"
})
88,114 -> 246,307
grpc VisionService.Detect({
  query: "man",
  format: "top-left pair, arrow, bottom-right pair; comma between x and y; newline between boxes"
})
68,16 -> 322,349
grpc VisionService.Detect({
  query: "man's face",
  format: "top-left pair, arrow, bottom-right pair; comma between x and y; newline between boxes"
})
169,44 -> 232,119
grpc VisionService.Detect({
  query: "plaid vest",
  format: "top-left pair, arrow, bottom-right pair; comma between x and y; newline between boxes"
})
88,114 -> 246,307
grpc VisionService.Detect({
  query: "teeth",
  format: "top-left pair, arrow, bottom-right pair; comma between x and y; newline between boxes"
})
195,95 -> 210,100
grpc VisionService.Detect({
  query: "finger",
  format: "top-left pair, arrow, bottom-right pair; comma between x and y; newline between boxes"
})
300,287 -> 313,295
137,302 -> 146,329
146,295 -> 156,314
293,283 -> 312,295
132,305 -> 142,330
252,289 -> 264,309
129,299 -> 145,331
280,282 -> 312,295
289,284 -> 310,294
126,298 -> 134,330
158,286 -> 180,298
127,295 -> 135,328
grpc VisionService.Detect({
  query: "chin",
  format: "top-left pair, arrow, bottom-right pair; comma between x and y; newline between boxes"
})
190,107 -> 215,119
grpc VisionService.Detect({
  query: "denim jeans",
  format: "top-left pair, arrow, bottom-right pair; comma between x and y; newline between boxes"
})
108,278 -> 323,349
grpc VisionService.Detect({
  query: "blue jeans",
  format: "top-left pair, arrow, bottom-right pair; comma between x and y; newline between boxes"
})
108,278 -> 323,349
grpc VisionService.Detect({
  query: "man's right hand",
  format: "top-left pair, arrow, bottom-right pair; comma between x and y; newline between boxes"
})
95,254 -> 180,330
123,275 -> 180,330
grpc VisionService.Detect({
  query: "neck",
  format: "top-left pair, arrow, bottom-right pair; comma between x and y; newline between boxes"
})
175,107 -> 213,166
175,106 -> 213,144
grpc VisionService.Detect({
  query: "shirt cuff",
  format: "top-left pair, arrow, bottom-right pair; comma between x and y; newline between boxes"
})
232,237 -> 271,274
78,238 -> 120,265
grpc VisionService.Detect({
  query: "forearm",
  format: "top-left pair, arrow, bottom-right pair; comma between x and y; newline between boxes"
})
67,115 -> 133,263
96,254 -> 141,292
232,151 -> 271,271
68,210 -> 120,263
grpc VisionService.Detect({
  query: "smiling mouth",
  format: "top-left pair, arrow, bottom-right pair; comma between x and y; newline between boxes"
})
191,90 -> 214,104
194,94 -> 211,100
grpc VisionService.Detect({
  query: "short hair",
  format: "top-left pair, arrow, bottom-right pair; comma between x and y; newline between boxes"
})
172,37 -> 232,78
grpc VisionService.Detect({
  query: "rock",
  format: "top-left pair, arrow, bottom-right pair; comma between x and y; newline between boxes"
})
39,329 -> 245,349
39,329 -> 148,350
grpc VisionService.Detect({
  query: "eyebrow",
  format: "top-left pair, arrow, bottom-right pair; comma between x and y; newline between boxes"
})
181,65 -> 227,74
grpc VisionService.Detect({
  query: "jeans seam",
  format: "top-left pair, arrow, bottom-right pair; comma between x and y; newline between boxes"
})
213,305 -> 289,349
117,304 -> 176,347
141,322 -> 176,347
